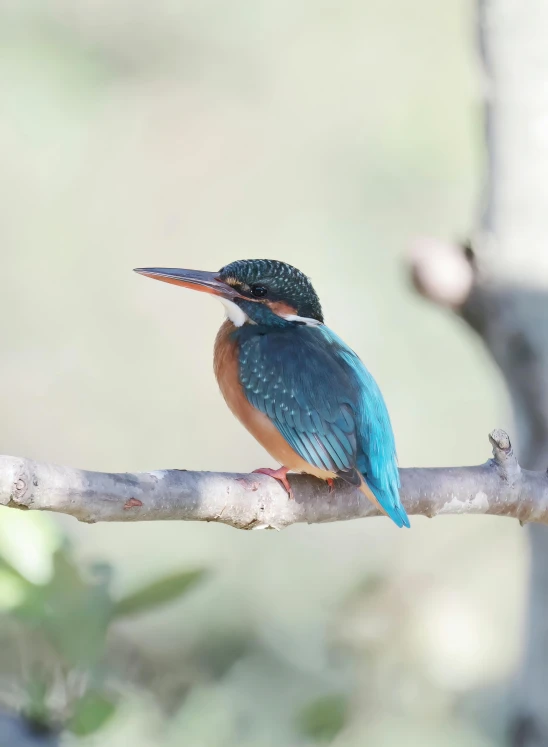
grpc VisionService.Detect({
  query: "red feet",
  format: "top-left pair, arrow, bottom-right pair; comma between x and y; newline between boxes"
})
326,478 -> 335,493
253,466 -> 293,499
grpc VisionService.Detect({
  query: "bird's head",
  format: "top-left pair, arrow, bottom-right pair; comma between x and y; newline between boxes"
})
134,259 -> 323,327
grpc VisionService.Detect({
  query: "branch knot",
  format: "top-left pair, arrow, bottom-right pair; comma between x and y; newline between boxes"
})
11,466 -> 33,507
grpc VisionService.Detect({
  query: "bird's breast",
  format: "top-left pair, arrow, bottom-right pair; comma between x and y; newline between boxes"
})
213,320 -> 331,477
214,320 -> 275,443
213,320 -> 242,411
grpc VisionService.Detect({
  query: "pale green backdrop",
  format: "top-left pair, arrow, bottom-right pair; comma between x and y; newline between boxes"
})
0,1 -> 521,745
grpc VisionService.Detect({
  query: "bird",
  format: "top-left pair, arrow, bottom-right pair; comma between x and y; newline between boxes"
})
134,259 -> 410,528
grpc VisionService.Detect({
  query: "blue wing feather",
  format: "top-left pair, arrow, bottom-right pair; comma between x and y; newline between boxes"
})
318,326 -> 409,528
237,323 -> 409,528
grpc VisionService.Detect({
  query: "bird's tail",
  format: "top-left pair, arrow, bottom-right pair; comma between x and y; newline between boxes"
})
358,476 -> 410,528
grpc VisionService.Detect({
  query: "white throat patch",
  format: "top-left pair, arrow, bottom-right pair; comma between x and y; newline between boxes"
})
280,313 -> 322,327
219,298 -> 249,327
218,300 -> 320,328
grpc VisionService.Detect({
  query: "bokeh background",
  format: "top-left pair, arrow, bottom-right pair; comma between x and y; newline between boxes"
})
0,1 -> 523,745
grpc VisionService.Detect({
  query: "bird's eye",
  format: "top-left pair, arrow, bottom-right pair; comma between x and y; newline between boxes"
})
250,284 -> 268,298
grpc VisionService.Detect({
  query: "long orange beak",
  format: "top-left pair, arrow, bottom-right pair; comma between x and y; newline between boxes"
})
134,267 -> 239,298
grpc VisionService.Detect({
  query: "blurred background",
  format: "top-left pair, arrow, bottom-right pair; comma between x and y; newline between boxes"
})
0,1 -> 522,745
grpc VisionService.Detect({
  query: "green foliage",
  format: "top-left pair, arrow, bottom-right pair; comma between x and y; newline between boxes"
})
0,539 -> 207,740
14,549 -> 113,670
296,694 -> 348,743
68,691 -> 117,737
114,569 -> 206,618
0,555 -> 33,585
24,678 -> 50,729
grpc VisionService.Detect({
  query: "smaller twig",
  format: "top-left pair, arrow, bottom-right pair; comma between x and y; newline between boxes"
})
489,428 -> 521,482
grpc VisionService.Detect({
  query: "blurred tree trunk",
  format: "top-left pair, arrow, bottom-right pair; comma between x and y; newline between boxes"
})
474,2 -> 548,743
411,1 -> 548,742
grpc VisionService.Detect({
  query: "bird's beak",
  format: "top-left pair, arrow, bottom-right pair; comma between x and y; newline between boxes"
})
133,267 -> 239,299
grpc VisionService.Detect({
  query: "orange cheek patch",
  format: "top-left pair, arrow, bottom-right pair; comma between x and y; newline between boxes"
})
268,300 -> 298,316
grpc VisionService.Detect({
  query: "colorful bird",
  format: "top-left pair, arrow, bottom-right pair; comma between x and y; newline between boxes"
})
135,259 -> 409,528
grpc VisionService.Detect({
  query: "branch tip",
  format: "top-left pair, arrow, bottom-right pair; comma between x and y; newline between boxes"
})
489,428 -> 511,453
489,429 -> 521,481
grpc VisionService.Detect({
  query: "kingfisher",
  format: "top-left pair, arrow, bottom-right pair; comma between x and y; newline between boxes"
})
134,259 -> 409,528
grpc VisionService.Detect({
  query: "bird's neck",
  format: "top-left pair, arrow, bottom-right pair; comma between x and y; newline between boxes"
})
239,300 -> 296,328
218,300 -> 322,344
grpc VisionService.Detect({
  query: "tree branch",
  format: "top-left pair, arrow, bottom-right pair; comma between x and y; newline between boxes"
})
0,430 -> 546,530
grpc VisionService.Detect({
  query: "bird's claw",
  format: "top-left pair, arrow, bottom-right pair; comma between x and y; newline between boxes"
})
252,467 -> 293,499
326,478 -> 335,493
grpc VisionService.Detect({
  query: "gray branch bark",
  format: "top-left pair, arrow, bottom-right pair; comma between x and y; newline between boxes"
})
0,430 -> 546,529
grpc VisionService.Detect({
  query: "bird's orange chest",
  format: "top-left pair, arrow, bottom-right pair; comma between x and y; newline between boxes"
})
214,321 -> 269,439
213,320 -> 245,419
213,321 -> 307,470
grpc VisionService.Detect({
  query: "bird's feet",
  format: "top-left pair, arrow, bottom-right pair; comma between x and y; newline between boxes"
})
253,466 -> 293,499
326,478 -> 335,493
